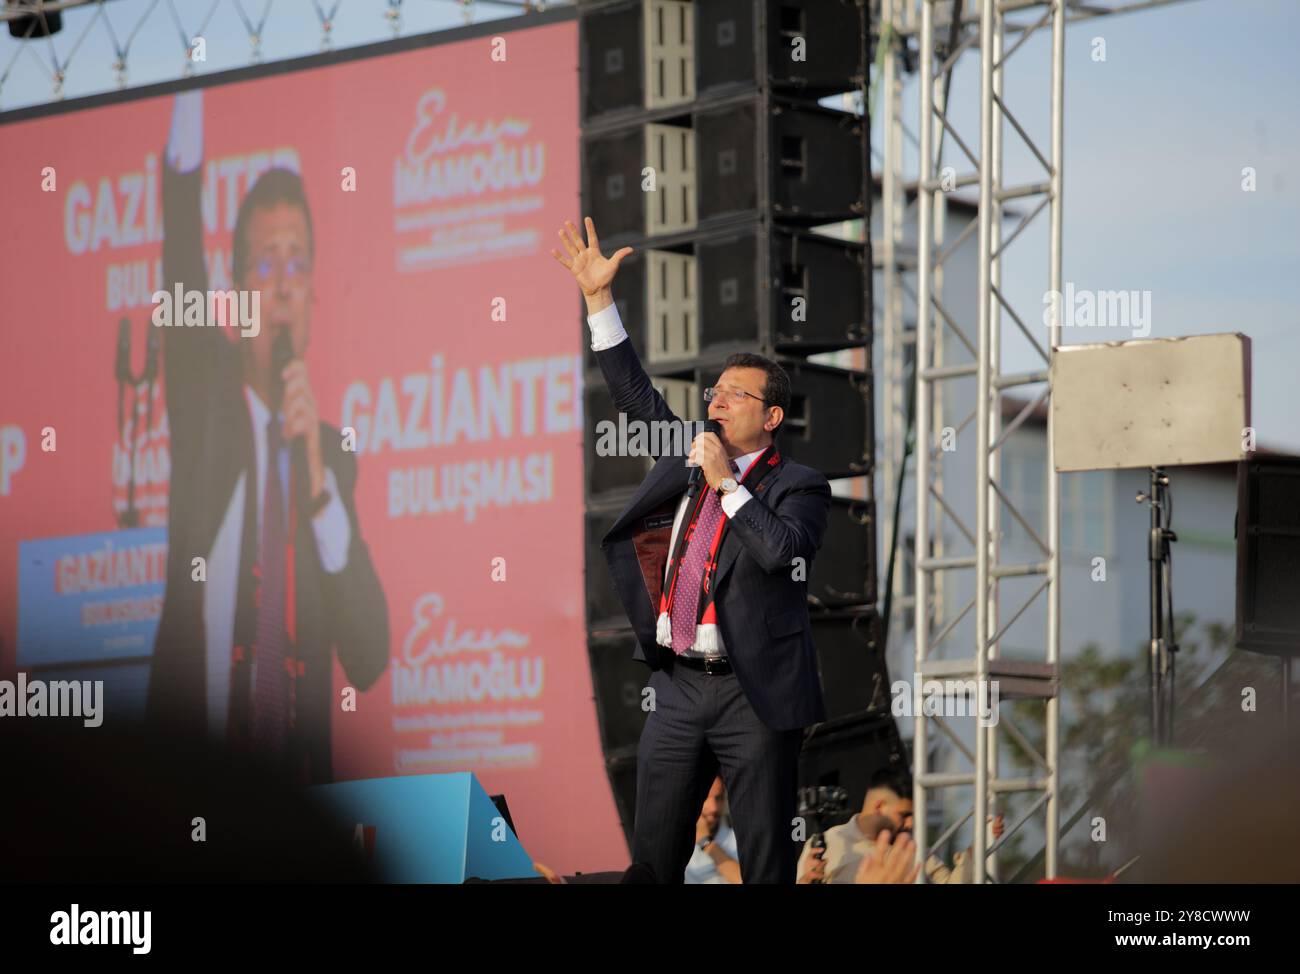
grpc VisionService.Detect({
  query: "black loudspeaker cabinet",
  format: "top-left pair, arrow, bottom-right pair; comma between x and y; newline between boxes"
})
772,359 -> 870,480
580,0 -> 646,122
584,124 -> 654,242
584,226 -> 867,375
694,96 -> 862,228
606,753 -> 639,845
1236,456 -> 1300,655
582,0 -> 865,124
582,97 -> 861,244
798,712 -> 909,813
695,224 -> 868,358
582,121 -> 695,243
586,505 -> 632,629
812,495 -> 876,608
696,0 -> 865,99
810,609 -> 891,721
589,632 -> 654,755
584,380 -> 656,499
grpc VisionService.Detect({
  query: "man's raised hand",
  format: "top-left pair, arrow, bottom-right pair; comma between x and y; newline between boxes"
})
550,217 -> 632,313
854,830 -> 921,885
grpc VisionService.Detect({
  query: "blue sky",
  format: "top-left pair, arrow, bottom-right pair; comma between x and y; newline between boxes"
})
3,0 -> 1296,448
879,0 -> 1300,451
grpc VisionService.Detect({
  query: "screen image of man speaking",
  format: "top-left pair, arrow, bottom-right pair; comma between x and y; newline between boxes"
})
146,90 -> 388,785
552,217 -> 832,884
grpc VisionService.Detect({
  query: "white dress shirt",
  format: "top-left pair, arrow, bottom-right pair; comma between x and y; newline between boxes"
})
243,386 -> 351,565
202,387 -> 351,736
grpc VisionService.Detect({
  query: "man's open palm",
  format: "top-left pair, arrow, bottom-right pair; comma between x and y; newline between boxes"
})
550,217 -> 633,296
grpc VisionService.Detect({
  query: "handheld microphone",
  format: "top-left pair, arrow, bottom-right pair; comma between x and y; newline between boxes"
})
271,330 -> 294,414
115,318 -> 132,385
686,419 -> 722,499
114,318 -> 132,436
271,330 -> 309,507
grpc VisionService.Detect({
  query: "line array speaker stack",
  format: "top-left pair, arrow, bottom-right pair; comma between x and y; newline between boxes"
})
1236,456 -> 1300,655
578,0 -> 891,845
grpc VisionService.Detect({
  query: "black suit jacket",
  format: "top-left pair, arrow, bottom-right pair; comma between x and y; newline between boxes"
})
596,338 -> 830,731
145,158 -> 388,783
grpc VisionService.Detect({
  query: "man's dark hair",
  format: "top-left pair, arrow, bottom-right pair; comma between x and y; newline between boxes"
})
232,168 -> 315,285
721,352 -> 791,434
869,768 -> 912,798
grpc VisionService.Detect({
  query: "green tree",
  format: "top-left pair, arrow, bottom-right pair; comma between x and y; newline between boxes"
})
994,613 -> 1279,880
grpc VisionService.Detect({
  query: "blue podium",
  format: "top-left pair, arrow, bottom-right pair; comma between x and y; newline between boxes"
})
311,772 -> 535,883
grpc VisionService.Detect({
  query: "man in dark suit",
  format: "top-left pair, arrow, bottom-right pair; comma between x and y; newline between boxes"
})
146,91 -> 388,784
552,218 -> 831,883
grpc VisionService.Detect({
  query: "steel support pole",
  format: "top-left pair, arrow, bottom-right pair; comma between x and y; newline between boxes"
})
912,0 -> 936,881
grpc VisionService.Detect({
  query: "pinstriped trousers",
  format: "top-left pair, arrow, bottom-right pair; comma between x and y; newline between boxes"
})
632,659 -> 804,884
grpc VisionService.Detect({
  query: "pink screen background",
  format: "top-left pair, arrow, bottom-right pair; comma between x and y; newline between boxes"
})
0,20 -> 630,874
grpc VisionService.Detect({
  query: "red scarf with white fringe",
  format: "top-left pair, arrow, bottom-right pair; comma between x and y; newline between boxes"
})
655,446 -> 781,653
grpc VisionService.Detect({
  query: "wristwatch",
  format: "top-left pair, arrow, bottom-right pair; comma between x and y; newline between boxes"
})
697,836 -> 714,852
715,477 -> 739,498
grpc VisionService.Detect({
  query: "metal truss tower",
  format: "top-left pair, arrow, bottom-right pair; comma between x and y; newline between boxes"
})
878,0 -> 1197,882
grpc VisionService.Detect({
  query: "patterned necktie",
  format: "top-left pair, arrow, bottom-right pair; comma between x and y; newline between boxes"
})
251,415 -> 289,757
670,461 -> 739,653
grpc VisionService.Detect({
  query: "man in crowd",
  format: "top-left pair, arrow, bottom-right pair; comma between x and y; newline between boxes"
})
797,771 -> 916,884
685,776 -> 742,884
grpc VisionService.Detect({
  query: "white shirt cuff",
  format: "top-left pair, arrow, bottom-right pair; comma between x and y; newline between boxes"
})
720,485 -> 752,518
587,301 -> 629,352
312,466 -> 351,574
166,90 -> 204,174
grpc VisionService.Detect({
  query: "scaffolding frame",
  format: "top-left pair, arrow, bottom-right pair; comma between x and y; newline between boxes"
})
879,0 -> 1198,882
0,0 -> 552,103
903,0 -> 1064,887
